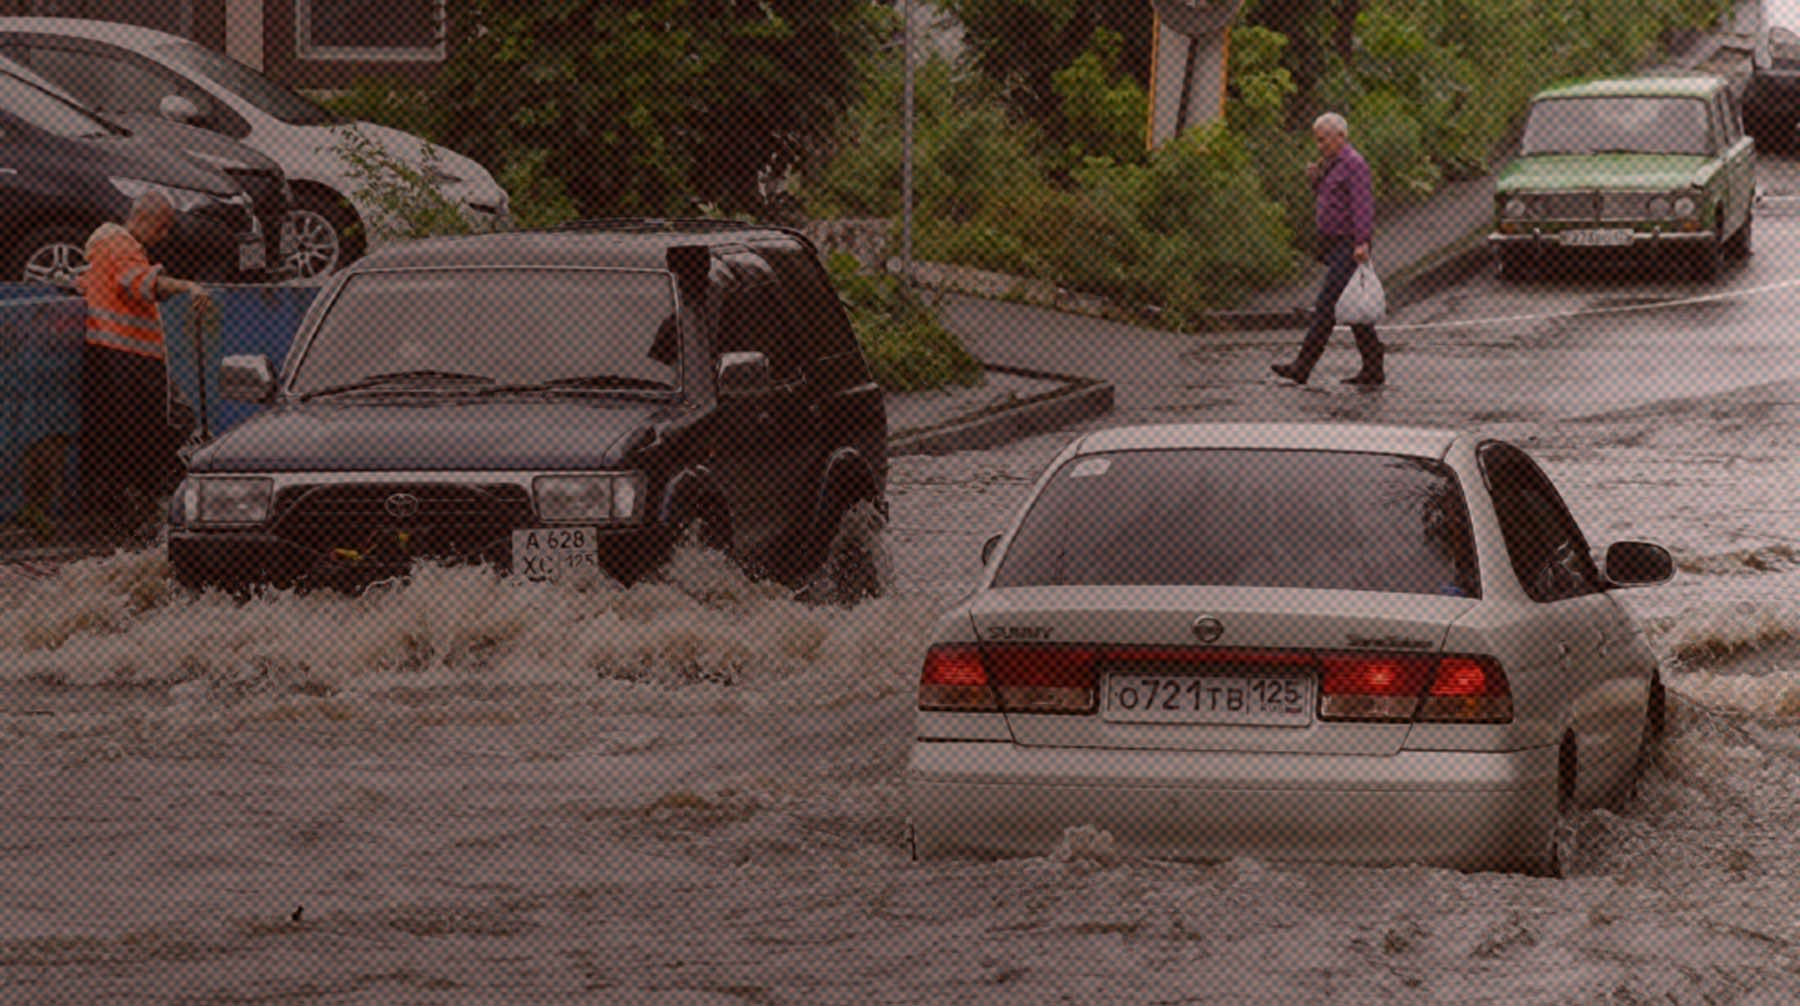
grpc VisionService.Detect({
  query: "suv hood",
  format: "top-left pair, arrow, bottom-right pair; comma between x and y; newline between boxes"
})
1497,153 -> 1715,193
188,398 -> 669,473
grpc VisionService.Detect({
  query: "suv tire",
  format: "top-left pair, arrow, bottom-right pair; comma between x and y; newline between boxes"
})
800,499 -> 888,606
9,224 -> 89,286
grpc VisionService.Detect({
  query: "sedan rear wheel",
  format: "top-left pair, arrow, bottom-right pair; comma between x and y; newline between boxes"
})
1527,737 -> 1579,878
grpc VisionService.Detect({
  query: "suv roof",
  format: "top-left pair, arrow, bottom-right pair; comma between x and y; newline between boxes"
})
353,220 -> 812,271
1534,74 -> 1729,101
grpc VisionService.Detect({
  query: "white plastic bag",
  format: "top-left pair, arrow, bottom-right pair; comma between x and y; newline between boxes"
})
1335,262 -> 1386,325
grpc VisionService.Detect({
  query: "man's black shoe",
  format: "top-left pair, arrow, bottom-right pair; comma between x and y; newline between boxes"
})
1341,372 -> 1385,386
1270,363 -> 1308,385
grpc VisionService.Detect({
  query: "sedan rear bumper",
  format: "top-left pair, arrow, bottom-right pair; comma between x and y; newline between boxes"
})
908,741 -> 1559,873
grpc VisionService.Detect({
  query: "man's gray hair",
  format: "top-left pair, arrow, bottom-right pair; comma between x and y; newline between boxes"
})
1313,112 -> 1350,137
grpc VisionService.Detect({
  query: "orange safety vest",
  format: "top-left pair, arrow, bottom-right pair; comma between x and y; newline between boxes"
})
80,222 -> 165,360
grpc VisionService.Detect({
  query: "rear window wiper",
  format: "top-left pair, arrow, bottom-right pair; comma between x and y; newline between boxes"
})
300,369 -> 495,399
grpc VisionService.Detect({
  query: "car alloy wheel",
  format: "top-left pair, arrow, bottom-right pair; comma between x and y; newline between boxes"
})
17,229 -> 88,286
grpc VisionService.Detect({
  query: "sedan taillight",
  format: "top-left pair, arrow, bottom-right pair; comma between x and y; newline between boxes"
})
1321,653 -> 1512,723
917,644 -> 1096,714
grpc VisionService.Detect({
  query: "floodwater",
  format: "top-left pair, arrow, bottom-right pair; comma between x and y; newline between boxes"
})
3,389 -> 1800,1004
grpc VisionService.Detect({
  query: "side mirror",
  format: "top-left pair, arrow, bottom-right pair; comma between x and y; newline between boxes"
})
717,351 -> 770,396
160,93 -> 202,124
981,534 -> 1002,566
1604,540 -> 1675,587
219,353 -> 276,404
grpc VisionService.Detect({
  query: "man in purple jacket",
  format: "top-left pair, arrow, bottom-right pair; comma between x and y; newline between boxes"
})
1272,112 -> 1386,387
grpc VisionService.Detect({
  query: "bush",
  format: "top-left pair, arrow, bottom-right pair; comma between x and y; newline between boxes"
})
825,252 -> 983,392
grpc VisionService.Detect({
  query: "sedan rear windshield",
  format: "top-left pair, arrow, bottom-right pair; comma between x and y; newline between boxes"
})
993,448 -> 1480,597
290,268 -> 681,396
1521,96 -> 1712,157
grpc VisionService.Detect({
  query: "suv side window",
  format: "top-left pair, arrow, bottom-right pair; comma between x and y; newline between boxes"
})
754,241 -> 860,361
716,251 -> 804,381
1479,442 -> 1600,603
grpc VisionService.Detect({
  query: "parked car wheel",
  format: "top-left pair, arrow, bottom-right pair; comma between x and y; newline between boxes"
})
1497,246 -> 1538,282
286,191 -> 362,278
8,224 -> 89,286
1527,738 -> 1580,878
1726,208 -> 1754,259
1687,229 -> 1724,282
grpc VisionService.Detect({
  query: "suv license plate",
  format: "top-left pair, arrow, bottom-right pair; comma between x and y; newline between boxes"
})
1560,229 -> 1632,247
1102,672 -> 1312,726
512,527 -> 600,580
239,237 -> 267,271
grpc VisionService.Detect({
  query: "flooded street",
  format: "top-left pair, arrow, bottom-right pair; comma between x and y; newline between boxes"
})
5,373 -> 1800,1003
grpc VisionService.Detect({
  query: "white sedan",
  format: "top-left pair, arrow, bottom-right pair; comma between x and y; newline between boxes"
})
907,423 -> 1674,876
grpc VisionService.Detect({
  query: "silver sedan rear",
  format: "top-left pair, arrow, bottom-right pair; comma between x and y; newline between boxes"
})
906,423 -> 1673,875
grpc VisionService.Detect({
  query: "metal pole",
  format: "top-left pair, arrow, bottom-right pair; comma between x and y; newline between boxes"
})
901,0 -> 915,285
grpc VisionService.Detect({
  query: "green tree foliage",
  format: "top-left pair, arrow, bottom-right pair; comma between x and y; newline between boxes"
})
1050,28 -> 1150,170
826,252 -> 983,392
430,0 -> 885,216
940,0 -> 1152,132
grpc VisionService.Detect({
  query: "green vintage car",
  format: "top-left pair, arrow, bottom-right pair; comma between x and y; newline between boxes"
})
1491,75 -> 1756,281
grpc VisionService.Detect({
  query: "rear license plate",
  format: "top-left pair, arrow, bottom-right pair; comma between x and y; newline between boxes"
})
511,527 -> 599,580
239,236 -> 267,271
1560,228 -> 1632,247
1102,671 -> 1313,726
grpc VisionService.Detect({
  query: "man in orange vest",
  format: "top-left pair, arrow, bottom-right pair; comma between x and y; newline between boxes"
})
78,190 -> 215,529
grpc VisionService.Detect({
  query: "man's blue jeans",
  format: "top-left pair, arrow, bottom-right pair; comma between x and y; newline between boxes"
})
1291,235 -> 1383,379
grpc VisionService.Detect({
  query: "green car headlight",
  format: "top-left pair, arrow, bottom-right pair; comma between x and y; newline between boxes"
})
1503,197 -> 1530,219
183,477 -> 273,526
1673,195 -> 1698,218
1648,196 -> 1673,218
533,473 -> 646,524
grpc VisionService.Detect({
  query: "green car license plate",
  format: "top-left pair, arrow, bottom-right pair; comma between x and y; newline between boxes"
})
1560,229 -> 1632,247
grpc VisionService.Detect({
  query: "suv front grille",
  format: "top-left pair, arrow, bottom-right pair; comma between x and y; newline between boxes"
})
272,483 -> 533,558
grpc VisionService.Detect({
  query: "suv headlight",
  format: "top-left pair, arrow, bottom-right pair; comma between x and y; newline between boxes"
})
533,473 -> 646,524
181,477 -> 273,526
110,177 -> 222,214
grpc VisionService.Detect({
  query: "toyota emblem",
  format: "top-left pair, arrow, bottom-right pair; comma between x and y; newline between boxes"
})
384,492 -> 421,519
1191,616 -> 1224,644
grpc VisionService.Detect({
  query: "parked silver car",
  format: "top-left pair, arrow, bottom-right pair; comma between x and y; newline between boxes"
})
907,423 -> 1674,876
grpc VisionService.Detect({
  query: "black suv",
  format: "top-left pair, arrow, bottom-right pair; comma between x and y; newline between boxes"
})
168,221 -> 889,599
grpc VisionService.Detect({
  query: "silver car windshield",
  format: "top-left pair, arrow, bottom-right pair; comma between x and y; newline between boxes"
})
290,267 -> 682,397
993,448 -> 1481,597
155,41 -> 339,126
1520,96 -> 1711,157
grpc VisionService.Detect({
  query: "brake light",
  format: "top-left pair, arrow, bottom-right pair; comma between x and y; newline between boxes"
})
1419,655 -> 1512,722
1320,653 -> 1512,722
986,646 -> 1097,714
1319,654 -> 1434,721
918,645 -> 996,711
916,645 -> 1097,714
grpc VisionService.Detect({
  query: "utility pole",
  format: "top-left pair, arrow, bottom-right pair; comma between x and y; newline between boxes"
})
901,0 -> 915,285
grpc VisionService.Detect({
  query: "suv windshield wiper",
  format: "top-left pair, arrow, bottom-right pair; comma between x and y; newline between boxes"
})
300,370 -> 495,399
475,374 -> 675,396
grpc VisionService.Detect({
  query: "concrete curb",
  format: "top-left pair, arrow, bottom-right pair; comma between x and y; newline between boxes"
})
888,364 -> 1115,457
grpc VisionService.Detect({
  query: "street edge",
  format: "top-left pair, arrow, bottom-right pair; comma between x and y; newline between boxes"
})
888,364 -> 1115,457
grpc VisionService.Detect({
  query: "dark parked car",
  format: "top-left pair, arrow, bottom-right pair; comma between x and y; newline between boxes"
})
0,64 -> 262,286
169,221 -> 890,600
1747,0 -> 1800,149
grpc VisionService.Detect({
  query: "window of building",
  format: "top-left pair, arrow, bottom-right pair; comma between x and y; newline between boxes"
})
295,0 -> 445,62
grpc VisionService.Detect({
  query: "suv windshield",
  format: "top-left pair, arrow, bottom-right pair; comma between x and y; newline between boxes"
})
993,448 -> 1480,597
291,268 -> 682,397
0,69 -> 111,137
155,41 -> 339,126
1521,96 -> 1712,156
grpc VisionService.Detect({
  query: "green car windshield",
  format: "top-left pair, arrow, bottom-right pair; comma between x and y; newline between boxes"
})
1521,96 -> 1712,157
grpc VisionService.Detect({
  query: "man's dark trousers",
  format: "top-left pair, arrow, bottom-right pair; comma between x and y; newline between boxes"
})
1291,235 -> 1383,380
